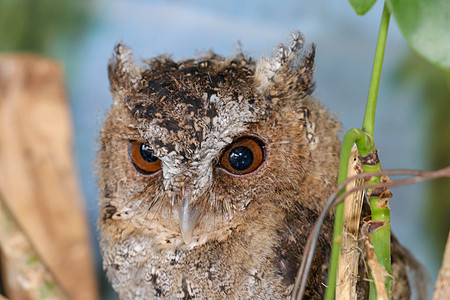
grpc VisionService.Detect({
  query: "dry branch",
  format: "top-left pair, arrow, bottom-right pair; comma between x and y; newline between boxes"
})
0,55 -> 98,300
336,146 -> 364,299
0,194 -> 69,300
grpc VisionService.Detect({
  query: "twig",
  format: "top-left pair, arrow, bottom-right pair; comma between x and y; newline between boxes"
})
292,165 -> 450,299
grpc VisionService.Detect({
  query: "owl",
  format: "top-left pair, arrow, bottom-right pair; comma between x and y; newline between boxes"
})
98,32 -> 418,299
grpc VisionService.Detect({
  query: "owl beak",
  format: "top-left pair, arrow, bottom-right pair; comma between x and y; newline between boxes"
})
179,188 -> 201,244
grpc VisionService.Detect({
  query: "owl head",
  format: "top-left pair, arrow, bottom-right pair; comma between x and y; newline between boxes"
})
98,31 -> 340,248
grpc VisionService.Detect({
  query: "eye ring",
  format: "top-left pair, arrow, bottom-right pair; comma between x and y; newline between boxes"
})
128,141 -> 162,175
219,135 -> 266,175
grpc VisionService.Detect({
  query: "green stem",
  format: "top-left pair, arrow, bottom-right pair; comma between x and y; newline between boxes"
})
325,128 -> 370,300
366,159 -> 393,299
362,2 -> 391,137
364,3 -> 392,299
369,202 -> 392,298
325,2 -> 392,299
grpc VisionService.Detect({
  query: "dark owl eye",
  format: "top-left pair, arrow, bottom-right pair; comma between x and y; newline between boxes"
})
128,141 -> 162,175
219,136 -> 265,175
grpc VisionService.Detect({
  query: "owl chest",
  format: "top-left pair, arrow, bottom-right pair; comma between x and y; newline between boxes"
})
105,236 -> 290,300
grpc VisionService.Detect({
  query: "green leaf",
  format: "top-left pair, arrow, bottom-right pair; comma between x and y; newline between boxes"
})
349,0 -> 377,15
387,0 -> 450,71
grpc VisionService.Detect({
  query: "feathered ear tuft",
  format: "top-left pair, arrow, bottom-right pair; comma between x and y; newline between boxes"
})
108,42 -> 141,93
256,30 -> 316,94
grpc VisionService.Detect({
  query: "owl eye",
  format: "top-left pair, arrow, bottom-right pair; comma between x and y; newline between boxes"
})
128,141 -> 162,175
219,136 -> 265,175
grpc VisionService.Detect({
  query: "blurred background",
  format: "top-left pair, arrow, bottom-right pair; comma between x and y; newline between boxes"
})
0,0 -> 448,299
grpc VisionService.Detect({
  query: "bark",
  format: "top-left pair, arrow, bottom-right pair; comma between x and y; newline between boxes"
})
0,55 -> 98,300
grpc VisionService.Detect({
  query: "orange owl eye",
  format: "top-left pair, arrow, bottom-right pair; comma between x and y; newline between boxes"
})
128,141 -> 162,175
219,136 -> 265,175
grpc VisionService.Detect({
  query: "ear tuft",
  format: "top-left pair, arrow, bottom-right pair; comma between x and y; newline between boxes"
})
256,30 -> 316,93
108,41 -> 141,93
275,30 -> 306,66
297,44 -> 316,94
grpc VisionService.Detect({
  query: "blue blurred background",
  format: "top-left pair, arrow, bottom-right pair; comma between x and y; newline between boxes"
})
1,0 -> 449,298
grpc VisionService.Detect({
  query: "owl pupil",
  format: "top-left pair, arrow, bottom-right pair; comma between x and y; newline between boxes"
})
228,146 -> 254,171
140,144 -> 158,162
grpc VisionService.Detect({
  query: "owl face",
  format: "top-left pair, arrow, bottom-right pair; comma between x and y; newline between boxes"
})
98,32 -> 340,249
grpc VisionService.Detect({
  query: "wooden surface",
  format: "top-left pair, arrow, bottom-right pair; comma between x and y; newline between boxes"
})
0,55 -> 98,300
336,146 -> 364,300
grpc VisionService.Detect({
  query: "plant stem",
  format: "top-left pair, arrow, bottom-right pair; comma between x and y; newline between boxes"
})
325,128 -> 369,300
362,2 -> 391,137
364,3 -> 393,299
325,2 -> 392,299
